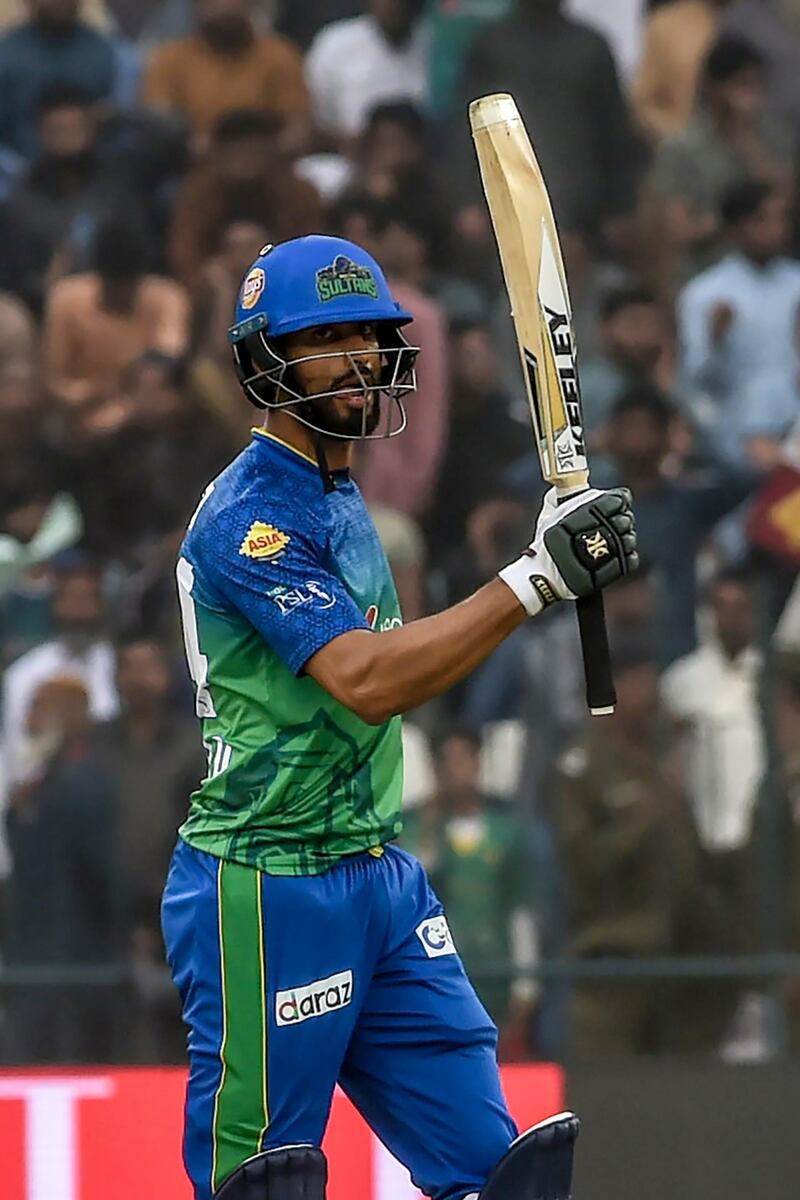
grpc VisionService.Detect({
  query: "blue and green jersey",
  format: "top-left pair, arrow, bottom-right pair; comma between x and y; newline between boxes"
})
176,429 -> 404,876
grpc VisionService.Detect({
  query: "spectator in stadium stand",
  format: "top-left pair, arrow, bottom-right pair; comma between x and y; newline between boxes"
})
305,0 -> 429,149
142,0 -> 310,156
1,551 -> 119,792
661,567 -> 763,861
605,386 -> 757,667
425,320 -> 525,561
333,195 -> 449,522
347,103 -> 452,249
0,0 -> 109,30
43,216 -> 190,414
579,285 -> 673,453
664,567 -> 766,1017
0,0 -> 133,159
3,676 -> 120,1063
723,0 -> 800,127
677,180 -> 800,467
774,665 -> 800,1051
454,0 -> 642,249
554,637 -> 737,1058
0,473 -> 82,661
511,566 -> 661,800
110,0 -> 275,45
191,216 -> 269,443
401,726 -> 539,1058
93,634 -> 205,1061
58,352 -> 233,566
0,82 -> 151,317
0,358 -> 82,665
274,0 -> 361,50
357,102 -> 428,196
647,36 -> 795,291
632,0 -> 734,142
169,109 -> 323,293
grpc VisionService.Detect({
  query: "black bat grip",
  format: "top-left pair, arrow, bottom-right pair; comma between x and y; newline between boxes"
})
576,591 -> 616,715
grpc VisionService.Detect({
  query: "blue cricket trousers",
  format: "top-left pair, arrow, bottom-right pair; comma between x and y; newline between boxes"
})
161,840 -> 517,1200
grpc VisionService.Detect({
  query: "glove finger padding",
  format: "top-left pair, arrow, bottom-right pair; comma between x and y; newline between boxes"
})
544,491 -> 638,597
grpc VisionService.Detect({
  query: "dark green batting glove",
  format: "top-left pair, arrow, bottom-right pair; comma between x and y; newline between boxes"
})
499,487 -> 639,616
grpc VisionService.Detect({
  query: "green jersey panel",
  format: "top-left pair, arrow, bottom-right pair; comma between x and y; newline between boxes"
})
176,431 -> 404,876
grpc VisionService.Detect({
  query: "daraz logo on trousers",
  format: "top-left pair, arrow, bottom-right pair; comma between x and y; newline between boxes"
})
275,970 -> 353,1026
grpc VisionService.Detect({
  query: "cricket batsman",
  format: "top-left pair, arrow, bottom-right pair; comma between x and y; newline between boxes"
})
162,235 -> 638,1200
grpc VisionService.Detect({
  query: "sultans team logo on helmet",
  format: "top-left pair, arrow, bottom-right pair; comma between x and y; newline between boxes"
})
316,255 -> 379,303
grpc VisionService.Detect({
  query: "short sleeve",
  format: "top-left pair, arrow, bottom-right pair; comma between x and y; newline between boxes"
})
206,511 -> 369,675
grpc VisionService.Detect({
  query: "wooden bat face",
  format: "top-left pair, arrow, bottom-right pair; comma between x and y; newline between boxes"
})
470,92 -> 617,716
469,93 -> 589,491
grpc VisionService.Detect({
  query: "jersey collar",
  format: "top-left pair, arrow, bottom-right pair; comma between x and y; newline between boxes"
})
251,428 -> 351,484
251,428 -> 318,470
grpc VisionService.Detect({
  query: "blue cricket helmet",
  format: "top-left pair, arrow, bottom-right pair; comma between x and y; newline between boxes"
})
227,235 -> 419,430
229,234 -> 414,343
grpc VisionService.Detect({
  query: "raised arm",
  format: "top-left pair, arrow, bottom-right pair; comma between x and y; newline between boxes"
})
309,487 -> 638,724
307,579 -> 523,724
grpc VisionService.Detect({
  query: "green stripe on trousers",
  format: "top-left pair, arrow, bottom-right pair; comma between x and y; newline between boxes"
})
212,860 -> 269,1192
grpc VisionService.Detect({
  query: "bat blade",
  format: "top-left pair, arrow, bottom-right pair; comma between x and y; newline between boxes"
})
469,92 -> 616,715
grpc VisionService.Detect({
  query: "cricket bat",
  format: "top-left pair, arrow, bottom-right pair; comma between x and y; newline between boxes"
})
469,92 -> 616,715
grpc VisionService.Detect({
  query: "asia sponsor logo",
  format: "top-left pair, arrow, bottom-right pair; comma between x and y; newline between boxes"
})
416,915 -> 457,959
240,521 -> 290,560
267,580 -> 337,615
316,255 -> 379,303
241,267 -> 265,310
275,970 -> 353,1026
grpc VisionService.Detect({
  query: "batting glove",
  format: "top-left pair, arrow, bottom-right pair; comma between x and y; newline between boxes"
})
499,486 -> 638,617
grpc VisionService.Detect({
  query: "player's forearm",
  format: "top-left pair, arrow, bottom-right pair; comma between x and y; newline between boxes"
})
308,579 -> 525,724
370,579 -> 526,717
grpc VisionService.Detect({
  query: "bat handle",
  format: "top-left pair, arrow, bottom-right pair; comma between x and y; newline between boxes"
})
576,592 -> 616,716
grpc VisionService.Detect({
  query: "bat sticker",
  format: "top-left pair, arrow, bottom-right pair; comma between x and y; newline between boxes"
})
537,224 -> 588,476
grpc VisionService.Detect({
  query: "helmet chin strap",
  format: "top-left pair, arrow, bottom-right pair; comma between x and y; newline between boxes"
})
312,430 -> 336,495
292,394 -> 346,495
281,370 -> 373,494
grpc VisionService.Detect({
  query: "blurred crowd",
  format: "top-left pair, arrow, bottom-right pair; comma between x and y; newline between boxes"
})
1,0 -> 800,1067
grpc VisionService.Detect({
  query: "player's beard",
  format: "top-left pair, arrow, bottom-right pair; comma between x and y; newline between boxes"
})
301,390 -> 382,438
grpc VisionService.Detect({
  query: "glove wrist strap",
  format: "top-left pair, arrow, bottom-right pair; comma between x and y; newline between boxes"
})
498,555 -> 561,618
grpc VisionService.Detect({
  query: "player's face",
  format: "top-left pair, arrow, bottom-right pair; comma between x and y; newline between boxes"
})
282,321 -> 384,438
